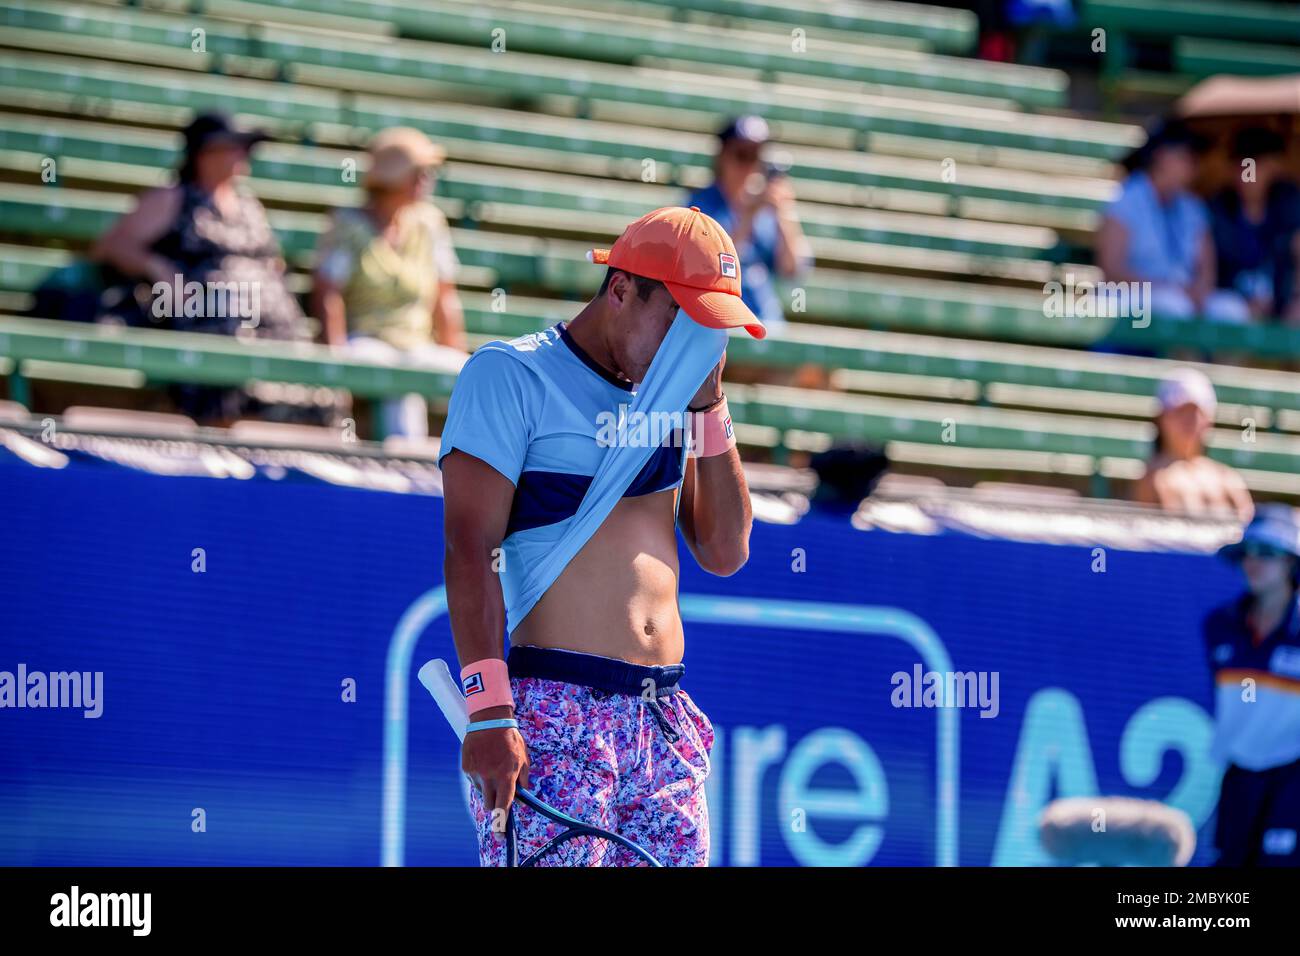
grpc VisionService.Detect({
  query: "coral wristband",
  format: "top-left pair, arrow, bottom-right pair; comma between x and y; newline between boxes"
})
690,396 -> 736,458
460,658 -> 513,714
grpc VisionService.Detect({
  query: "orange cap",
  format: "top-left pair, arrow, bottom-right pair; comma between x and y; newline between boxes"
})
588,206 -> 766,339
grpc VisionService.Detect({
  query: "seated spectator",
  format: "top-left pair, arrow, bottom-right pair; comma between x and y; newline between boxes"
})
1209,127 -> 1300,323
313,127 -> 468,439
685,116 -> 812,335
90,111 -> 309,424
1133,368 -> 1253,521
1098,121 -> 1250,324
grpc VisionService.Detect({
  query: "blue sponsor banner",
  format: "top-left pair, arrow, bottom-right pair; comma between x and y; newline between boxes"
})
0,458 -> 1237,865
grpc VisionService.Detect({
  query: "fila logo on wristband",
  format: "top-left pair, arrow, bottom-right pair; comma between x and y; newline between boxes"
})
459,658 -> 514,714
692,396 -> 737,457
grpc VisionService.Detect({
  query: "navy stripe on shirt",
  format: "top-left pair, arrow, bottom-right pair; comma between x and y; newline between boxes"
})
506,435 -> 685,536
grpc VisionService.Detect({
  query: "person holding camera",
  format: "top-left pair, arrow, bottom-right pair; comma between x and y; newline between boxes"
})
685,116 -> 812,334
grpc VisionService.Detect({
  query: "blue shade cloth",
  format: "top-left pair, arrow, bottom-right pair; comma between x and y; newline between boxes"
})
1105,171 -> 1209,287
439,311 -> 726,632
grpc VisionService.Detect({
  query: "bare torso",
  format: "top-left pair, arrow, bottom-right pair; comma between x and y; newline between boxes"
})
1139,454 -> 1252,521
510,488 -> 684,665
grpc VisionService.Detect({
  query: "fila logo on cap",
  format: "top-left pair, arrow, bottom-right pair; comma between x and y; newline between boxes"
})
584,206 -> 766,339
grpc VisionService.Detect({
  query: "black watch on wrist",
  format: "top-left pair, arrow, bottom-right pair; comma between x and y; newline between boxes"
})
688,394 -> 726,413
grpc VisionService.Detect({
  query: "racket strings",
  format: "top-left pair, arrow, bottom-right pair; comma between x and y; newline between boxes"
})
534,832 -> 630,867
513,805 -> 650,867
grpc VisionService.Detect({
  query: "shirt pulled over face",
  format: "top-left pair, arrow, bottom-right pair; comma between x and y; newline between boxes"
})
438,322 -> 689,627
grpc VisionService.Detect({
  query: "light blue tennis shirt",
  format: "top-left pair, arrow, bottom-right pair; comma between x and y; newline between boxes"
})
438,322 -> 692,630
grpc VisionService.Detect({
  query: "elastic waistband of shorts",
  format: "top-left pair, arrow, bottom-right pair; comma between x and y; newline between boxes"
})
507,645 -> 683,698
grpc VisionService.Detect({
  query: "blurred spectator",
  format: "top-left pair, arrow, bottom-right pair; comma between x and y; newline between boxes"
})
1209,127 -> 1300,323
313,127 -> 468,439
685,116 -> 812,335
1098,121 -> 1250,324
966,0 -> 1075,62
1133,368 -> 1253,521
90,112 -> 309,423
1205,504 -> 1300,866
1005,0 -> 1076,65
1006,0 -> 1075,27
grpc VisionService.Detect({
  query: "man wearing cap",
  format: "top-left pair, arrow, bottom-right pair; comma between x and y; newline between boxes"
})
686,116 -> 812,334
1205,505 -> 1300,866
1133,368 -> 1253,522
439,207 -> 762,866
313,127 -> 467,438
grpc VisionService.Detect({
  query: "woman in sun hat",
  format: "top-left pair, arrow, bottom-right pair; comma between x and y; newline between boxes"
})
312,126 -> 467,438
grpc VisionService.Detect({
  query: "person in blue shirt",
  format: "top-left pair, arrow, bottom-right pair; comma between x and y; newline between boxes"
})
1097,120 -> 1250,324
1204,505 -> 1300,866
685,116 -> 812,334
438,206 -> 763,866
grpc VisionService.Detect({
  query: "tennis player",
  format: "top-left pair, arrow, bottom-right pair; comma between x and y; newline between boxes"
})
439,206 -> 764,866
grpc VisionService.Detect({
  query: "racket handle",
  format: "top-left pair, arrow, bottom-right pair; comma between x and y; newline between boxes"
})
418,658 -> 470,741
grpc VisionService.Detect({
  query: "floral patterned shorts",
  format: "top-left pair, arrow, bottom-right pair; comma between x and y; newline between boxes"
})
468,673 -> 715,867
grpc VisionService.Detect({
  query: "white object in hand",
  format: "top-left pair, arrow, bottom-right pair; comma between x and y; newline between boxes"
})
418,658 -> 469,742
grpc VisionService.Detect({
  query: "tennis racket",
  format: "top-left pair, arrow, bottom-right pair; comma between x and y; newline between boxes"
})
417,658 -> 663,867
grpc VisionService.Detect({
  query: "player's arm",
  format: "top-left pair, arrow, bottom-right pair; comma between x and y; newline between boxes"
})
677,355 -> 752,576
439,349 -> 538,823
679,452 -> 751,576
442,449 -> 531,821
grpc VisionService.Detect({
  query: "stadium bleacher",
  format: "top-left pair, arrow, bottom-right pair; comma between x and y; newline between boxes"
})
1080,0 -> 1300,108
1174,37 -> 1300,79
2,0 -> 1300,501
1081,0 -> 1300,46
